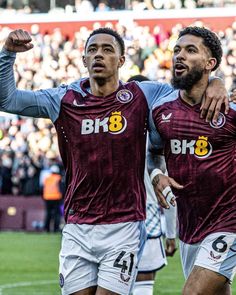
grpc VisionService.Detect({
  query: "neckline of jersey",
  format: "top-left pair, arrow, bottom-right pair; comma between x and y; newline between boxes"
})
178,91 -> 201,111
80,78 -> 124,100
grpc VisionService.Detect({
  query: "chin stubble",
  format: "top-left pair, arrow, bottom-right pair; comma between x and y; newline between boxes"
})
171,67 -> 204,91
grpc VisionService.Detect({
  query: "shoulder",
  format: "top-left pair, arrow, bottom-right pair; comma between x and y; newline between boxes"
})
225,103 -> 236,126
226,103 -> 236,122
67,78 -> 84,92
229,102 -> 236,112
58,78 -> 89,98
134,81 -> 174,109
152,90 -> 179,111
137,80 -> 171,92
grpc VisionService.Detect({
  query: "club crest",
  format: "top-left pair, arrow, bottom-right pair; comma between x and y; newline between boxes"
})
210,112 -> 226,129
116,90 -> 133,103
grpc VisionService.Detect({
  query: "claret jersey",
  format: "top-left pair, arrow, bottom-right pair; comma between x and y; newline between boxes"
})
150,91 -> 236,244
0,48 -> 173,225
55,79 -> 149,223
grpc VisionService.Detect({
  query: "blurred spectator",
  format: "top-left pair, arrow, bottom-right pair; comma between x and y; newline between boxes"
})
0,152 -> 13,194
42,164 -> 64,232
75,0 -> 94,12
0,0 -> 235,12
22,165 -> 41,196
95,0 -> 110,11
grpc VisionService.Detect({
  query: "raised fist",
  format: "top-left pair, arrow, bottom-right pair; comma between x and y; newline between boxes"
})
4,29 -> 34,53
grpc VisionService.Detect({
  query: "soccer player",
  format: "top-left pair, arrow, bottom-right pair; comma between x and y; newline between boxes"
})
0,28 -> 229,295
148,26 -> 236,295
128,75 -> 177,295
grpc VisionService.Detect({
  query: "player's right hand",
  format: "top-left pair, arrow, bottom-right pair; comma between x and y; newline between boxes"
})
152,174 -> 183,209
4,29 -> 34,53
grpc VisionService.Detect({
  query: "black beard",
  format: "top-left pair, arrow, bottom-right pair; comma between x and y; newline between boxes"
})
171,67 -> 204,91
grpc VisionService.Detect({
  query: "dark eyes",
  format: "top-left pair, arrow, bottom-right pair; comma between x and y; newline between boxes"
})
87,47 -> 96,53
87,47 -> 113,53
173,48 -> 197,54
188,48 -> 196,53
173,48 -> 180,54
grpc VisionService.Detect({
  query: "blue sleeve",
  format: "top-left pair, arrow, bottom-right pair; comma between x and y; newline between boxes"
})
230,102 -> 236,112
229,103 -> 236,136
148,109 -> 164,150
0,49 -> 66,122
138,81 -> 173,109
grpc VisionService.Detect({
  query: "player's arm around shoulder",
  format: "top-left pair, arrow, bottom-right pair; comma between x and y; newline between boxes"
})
137,80 -> 173,109
202,77 -> 230,123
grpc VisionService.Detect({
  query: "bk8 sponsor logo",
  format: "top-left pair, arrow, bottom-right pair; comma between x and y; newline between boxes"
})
171,136 -> 212,158
81,111 -> 127,135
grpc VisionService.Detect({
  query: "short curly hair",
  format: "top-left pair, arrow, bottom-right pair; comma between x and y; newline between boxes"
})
178,26 -> 222,71
85,27 -> 125,55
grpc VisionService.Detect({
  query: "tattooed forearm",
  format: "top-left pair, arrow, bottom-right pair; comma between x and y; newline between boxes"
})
147,144 -> 166,175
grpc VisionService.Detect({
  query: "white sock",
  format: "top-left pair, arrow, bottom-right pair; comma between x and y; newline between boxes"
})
132,280 -> 154,295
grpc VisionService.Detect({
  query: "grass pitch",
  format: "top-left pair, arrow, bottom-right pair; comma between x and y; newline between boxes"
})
0,232 -> 235,295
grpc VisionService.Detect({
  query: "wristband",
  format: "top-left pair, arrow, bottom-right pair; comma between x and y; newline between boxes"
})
150,168 -> 163,183
162,186 -> 176,206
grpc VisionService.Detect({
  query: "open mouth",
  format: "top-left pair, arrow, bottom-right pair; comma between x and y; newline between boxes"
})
92,62 -> 105,71
174,63 -> 188,76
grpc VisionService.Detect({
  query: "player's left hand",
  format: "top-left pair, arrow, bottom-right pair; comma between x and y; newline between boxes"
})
165,238 -> 177,257
200,78 -> 229,124
152,174 -> 183,209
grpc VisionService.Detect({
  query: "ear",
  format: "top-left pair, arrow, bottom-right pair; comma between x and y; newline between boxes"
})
82,55 -> 87,68
206,57 -> 217,71
118,55 -> 125,68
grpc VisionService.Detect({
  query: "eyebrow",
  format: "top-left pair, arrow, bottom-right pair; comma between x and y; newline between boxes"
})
186,44 -> 198,48
87,43 -> 114,48
174,44 -> 198,49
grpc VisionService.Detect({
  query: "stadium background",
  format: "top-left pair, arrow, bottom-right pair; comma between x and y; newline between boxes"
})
0,0 -> 235,294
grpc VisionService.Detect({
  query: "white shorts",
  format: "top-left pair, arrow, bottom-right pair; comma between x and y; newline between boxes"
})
59,221 -> 146,295
180,232 -> 236,282
138,237 -> 167,272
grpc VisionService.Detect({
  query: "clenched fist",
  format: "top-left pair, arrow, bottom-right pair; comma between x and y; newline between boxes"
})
3,29 -> 34,53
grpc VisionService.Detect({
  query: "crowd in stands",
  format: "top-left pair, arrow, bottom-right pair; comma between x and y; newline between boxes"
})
0,0 -> 235,14
0,19 -> 236,196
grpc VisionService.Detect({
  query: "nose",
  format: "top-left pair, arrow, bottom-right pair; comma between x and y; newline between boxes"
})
94,47 -> 104,59
175,49 -> 185,61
